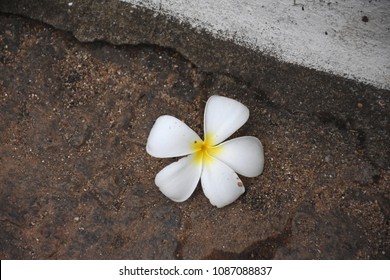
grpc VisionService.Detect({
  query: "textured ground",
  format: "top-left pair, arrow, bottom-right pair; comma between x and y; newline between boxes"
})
0,2 -> 389,260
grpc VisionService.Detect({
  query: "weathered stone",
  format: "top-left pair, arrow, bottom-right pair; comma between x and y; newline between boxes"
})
0,2 -> 389,260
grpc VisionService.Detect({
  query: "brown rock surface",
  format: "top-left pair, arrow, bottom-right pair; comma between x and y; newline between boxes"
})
0,2 -> 389,260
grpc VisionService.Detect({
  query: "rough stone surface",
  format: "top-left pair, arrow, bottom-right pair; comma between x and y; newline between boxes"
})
0,1 -> 389,260
0,0 -> 313,90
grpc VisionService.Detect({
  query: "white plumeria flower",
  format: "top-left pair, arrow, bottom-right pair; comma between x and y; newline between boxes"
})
146,95 -> 264,208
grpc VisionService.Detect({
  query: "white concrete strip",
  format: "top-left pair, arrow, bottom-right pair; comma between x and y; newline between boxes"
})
121,0 -> 390,90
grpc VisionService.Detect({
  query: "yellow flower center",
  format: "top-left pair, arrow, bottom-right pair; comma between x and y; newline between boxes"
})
191,133 -> 222,166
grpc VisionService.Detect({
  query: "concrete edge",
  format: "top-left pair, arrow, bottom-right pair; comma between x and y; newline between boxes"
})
0,0 -> 389,93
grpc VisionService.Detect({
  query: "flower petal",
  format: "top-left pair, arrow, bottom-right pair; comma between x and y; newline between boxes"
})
213,136 -> 264,177
204,95 -> 249,145
201,158 -> 245,208
155,155 -> 202,202
146,115 -> 202,158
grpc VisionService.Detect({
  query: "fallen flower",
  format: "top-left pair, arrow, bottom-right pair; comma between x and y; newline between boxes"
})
146,95 -> 264,208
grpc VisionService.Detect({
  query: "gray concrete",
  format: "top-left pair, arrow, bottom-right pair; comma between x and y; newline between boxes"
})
122,0 -> 390,90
